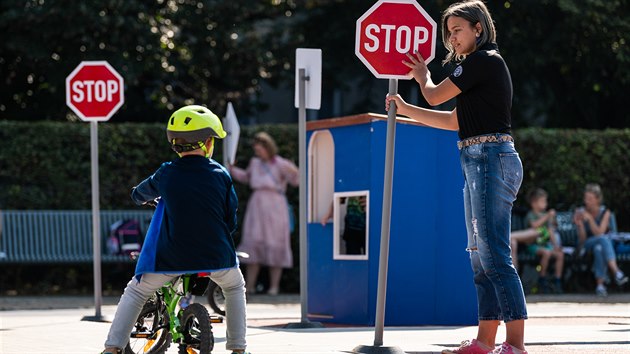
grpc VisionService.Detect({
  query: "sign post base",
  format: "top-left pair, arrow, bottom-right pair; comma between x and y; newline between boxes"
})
352,344 -> 406,354
81,314 -> 113,323
283,320 -> 324,329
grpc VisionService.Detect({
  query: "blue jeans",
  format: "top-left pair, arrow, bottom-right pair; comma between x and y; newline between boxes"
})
460,139 -> 527,322
583,236 -> 616,280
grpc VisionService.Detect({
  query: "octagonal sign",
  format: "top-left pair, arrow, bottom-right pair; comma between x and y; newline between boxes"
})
356,0 -> 437,80
66,61 -> 124,121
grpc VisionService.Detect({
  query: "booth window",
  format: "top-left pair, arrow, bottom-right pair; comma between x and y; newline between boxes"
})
333,191 -> 369,260
308,130 -> 334,223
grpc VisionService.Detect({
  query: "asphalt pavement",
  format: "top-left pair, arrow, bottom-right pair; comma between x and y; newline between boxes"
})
1,293 -> 629,354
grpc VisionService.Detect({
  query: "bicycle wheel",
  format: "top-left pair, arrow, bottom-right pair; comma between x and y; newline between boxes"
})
125,300 -> 171,354
206,281 -> 226,316
177,303 -> 214,354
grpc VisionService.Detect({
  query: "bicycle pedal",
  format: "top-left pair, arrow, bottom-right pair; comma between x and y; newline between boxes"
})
210,315 -> 224,323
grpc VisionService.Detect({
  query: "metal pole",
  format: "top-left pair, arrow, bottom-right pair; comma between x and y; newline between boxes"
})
298,68 -> 309,323
285,68 -> 322,329
82,121 -> 104,321
373,78 -> 398,346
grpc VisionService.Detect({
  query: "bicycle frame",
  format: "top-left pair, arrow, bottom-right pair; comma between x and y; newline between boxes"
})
154,275 -> 194,343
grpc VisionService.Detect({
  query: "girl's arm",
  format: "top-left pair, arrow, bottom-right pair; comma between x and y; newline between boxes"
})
403,52 -> 462,106
320,202 -> 334,226
574,211 -> 587,246
229,161 -> 250,184
278,156 -> 299,187
386,95 -> 459,131
584,209 -> 611,236
529,212 -> 553,229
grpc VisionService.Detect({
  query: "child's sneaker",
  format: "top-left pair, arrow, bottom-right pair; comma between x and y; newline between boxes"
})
100,349 -> 121,354
491,342 -> 528,354
442,339 -> 493,354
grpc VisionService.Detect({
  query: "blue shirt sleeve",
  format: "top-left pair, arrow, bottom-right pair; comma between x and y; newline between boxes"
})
131,163 -> 168,205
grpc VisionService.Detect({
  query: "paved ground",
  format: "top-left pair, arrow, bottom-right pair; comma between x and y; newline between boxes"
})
1,293 -> 629,353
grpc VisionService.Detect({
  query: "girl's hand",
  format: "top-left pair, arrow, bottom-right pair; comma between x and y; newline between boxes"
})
385,94 -> 407,113
402,51 -> 430,85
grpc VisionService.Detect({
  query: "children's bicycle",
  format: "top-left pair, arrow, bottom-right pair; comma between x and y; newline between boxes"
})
125,273 -> 222,354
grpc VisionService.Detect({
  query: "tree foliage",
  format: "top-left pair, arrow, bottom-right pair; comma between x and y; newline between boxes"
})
0,0 -> 629,128
0,0 -> 300,121
493,0 -> 630,128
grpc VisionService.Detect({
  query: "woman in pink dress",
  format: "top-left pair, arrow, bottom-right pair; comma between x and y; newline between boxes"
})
229,132 -> 299,295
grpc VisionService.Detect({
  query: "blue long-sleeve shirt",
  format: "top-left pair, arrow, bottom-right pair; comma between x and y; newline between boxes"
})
132,155 -> 239,275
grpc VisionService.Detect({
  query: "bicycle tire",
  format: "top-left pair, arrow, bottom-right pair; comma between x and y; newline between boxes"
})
125,301 -> 172,354
206,281 -> 226,316
177,303 -> 214,354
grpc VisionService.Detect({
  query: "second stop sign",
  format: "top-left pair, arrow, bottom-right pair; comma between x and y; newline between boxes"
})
66,61 -> 125,121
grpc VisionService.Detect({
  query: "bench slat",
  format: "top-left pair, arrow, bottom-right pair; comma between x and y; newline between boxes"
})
0,210 -> 153,264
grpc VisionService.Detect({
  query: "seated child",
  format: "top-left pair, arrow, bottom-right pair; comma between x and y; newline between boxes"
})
511,188 -> 564,293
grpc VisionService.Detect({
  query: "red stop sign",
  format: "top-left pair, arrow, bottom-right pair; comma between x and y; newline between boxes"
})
356,0 -> 437,79
65,61 -> 124,121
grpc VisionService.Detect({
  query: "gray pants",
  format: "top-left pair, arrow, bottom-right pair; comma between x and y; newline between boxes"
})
105,268 -> 247,351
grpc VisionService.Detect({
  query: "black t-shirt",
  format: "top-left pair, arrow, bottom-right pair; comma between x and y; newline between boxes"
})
449,43 -> 513,139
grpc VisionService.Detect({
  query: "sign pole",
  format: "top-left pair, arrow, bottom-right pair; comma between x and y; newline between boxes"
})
298,68 -> 309,323
285,49 -> 323,329
285,68 -> 323,329
352,1 -> 435,351
66,60 -> 123,323
81,121 -> 109,322
374,78 -> 399,347
353,79 -> 405,354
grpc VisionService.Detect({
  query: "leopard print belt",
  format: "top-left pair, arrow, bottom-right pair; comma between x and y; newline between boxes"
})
457,134 -> 514,150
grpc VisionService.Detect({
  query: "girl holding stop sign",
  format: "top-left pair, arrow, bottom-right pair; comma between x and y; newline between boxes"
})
386,1 -> 527,354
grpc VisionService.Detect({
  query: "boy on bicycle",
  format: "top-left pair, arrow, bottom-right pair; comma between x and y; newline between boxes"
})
102,105 -> 249,354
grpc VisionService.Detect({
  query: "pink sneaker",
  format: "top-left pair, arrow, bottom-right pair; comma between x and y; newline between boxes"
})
442,339 -> 493,354
491,342 -> 528,354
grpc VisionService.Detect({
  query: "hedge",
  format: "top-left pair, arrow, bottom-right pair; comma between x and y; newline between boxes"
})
0,120 -> 297,208
1,121 -> 629,292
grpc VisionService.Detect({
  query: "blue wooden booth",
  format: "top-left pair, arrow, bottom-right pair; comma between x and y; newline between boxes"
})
305,113 -> 477,326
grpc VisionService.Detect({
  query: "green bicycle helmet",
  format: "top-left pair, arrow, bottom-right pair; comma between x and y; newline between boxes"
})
166,105 -> 227,156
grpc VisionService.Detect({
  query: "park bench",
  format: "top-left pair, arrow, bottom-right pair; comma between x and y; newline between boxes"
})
513,210 -> 630,292
0,209 -> 153,264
